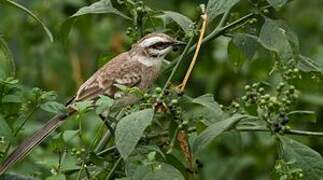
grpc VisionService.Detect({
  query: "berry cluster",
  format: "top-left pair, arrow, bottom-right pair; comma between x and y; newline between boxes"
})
71,147 -> 86,158
241,82 -> 299,133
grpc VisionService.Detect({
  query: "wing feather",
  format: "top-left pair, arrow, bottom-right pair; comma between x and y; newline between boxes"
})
75,53 -> 142,102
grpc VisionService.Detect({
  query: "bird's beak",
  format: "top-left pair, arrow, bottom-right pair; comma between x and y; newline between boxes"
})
173,40 -> 186,47
172,40 -> 186,51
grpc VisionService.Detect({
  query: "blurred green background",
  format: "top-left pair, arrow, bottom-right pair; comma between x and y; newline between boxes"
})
1,0 -> 323,179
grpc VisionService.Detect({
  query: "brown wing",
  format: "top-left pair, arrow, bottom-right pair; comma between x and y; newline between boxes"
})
74,52 -> 142,101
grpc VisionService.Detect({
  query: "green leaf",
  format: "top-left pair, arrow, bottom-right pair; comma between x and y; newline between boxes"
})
287,111 -> 316,123
60,0 -> 131,44
161,11 -> 193,33
0,0 -> 53,42
279,136 -> 323,180
46,174 -> 66,180
297,55 -> 323,74
266,0 -> 289,10
0,36 -> 15,79
40,101 -> 67,114
228,39 -> 246,68
72,100 -> 93,113
62,130 -> 79,142
258,18 -> 299,60
141,163 -> 185,180
2,94 -> 22,103
132,162 -> 184,180
0,115 -> 13,143
95,95 -> 114,114
192,94 -> 226,125
115,109 -> 154,159
1,173 -> 34,180
207,0 -> 240,23
232,33 -> 257,60
193,114 -> 246,154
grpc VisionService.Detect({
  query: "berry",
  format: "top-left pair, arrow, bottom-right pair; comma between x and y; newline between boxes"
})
155,87 -> 162,93
171,99 -> 178,105
244,85 -> 251,91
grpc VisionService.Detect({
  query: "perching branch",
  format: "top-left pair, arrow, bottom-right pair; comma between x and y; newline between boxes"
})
178,12 -> 208,92
163,4 -> 272,73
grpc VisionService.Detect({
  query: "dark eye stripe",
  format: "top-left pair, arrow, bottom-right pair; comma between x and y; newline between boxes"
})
150,42 -> 172,50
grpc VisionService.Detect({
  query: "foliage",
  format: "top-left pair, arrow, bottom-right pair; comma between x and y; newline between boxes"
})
1,0 -> 323,179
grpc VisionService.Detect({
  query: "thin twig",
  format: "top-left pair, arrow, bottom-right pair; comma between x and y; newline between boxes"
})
147,126 -> 323,138
163,4 -> 272,73
179,13 -> 208,92
106,156 -> 122,180
97,146 -> 116,157
94,122 -> 116,153
162,36 -> 195,93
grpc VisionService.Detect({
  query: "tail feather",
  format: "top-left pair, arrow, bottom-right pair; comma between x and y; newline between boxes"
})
0,114 -> 68,175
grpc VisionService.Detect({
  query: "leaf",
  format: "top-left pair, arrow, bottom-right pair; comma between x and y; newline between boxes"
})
40,101 -> 67,114
132,162 -> 184,180
232,33 -> 257,60
1,173 -> 34,180
62,130 -> 79,142
192,94 -> 226,125
287,111 -> 316,123
193,114 -> 246,154
115,109 -> 154,159
0,0 -> 53,42
228,39 -> 246,68
0,115 -> 13,143
72,100 -> 93,113
258,18 -> 298,60
297,55 -> 323,74
266,0 -> 289,10
95,95 -> 114,114
60,0 -> 131,43
141,163 -> 185,180
0,36 -> 15,78
46,174 -> 66,180
2,94 -> 22,103
279,136 -> 323,180
207,0 -> 240,23
161,11 -> 193,33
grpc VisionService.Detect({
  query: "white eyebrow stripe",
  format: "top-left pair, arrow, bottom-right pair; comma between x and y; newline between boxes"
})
141,37 -> 165,47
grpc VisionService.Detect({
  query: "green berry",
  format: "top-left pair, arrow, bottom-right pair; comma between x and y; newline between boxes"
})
155,87 -> 162,93
258,87 -> 265,93
244,85 -> 251,91
252,83 -> 258,88
293,68 -> 299,73
136,7 -> 143,12
263,94 -> 270,100
171,99 -> 178,105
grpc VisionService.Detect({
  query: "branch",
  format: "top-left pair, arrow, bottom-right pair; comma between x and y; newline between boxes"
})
147,126 -> 323,139
236,126 -> 323,137
163,4 -> 272,73
162,35 -> 195,93
179,12 -> 208,92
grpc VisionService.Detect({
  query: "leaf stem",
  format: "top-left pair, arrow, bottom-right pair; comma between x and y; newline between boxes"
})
106,156 -> 122,180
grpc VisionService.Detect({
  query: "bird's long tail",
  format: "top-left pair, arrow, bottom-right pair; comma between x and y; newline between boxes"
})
0,113 -> 71,175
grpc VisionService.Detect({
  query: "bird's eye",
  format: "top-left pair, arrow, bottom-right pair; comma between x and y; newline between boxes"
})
151,42 -> 170,50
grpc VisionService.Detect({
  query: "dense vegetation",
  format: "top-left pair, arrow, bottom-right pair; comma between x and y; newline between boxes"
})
1,0 -> 323,179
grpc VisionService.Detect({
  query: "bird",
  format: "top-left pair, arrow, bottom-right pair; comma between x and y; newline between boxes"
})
0,32 -> 185,175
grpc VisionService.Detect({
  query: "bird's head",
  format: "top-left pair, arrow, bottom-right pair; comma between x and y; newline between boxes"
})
131,33 -> 185,59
